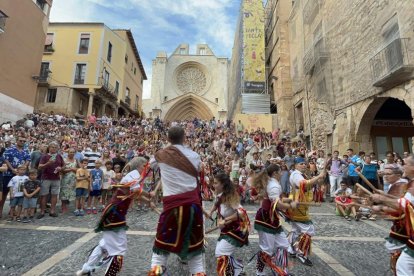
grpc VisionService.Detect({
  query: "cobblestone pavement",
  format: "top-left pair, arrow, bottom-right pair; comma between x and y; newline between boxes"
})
0,201 -> 393,276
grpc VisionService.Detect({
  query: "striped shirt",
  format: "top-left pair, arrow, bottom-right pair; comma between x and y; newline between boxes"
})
83,150 -> 102,170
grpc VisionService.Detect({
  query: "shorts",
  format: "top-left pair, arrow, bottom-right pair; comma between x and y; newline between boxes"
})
10,197 -> 24,207
89,190 -> 101,197
23,197 -> 38,209
75,188 -> 89,198
40,180 -> 60,196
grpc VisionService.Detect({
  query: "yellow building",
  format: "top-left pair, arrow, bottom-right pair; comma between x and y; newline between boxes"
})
35,22 -> 146,118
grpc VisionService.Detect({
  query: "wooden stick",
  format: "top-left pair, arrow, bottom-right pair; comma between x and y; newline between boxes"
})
297,202 -> 322,207
356,174 -> 400,199
205,226 -> 219,234
356,183 -> 373,196
356,172 -> 379,193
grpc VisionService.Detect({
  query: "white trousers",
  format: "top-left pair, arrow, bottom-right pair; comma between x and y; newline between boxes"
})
81,230 -> 127,273
396,251 -> 414,275
258,230 -> 290,256
288,221 -> 315,254
215,238 -> 236,257
329,175 -> 342,196
151,253 -> 205,274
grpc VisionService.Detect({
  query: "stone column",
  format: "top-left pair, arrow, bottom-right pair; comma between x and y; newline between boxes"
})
87,89 -> 94,116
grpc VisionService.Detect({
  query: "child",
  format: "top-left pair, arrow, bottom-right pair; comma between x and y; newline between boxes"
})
209,173 -> 249,275
101,161 -> 115,209
74,159 -> 90,216
22,169 -> 41,223
76,158 -> 150,276
334,181 -> 356,221
7,165 -> 28,222
88,160 -> 103,214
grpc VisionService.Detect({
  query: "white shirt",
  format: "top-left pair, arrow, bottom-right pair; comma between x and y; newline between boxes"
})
267,178 -> 282,201
121,170 -> 141,190
151,144 -> 201,196
8,175 -> 29,197
289,169 -> 305,189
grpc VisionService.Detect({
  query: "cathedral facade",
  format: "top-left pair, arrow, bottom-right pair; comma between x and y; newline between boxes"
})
144,44 -> 229,121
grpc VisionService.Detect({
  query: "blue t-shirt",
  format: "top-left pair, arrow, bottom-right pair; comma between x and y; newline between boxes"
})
359,163 -> 378,180
90,168 -> 103,191
2,146 -> 31,176
348,155 -> 361,177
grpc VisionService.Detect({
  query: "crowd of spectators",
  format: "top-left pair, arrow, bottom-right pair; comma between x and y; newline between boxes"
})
0,112 -> 410,223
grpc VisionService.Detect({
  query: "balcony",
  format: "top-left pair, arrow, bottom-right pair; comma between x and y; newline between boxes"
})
97,77 -> 117,101
0,10 -> 8,34
74,78 -> 85,85
303,39 -> 329,75
370,38 -> 414,88
44,45 -> 54,54
124,96 -> 131,106
38,73 -> 49,86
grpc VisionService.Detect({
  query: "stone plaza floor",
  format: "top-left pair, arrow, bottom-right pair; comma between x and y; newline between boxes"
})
0,201 -> 393,276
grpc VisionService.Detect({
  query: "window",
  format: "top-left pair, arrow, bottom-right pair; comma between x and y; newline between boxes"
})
125,55 -> 128,64
114,81 -> 119,96
78,34 -> 90,54
134,68 -> 137,75
107,42 -> 112,62
103,69 -> 110,88
199,48 -> 206,55
44,33 -> 54,52
40,62 -> 50,80
0,10 -> 8,33
180,48 -> 186,55
125,87 -> 130,98
74,63 -> 86,84
135,95 -> 139,110
35,0 -> 50,14
215,98 -> 219,103
46,88 -> 57,103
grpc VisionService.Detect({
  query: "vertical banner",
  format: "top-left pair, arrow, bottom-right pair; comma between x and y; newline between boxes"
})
243,0 -> 265,92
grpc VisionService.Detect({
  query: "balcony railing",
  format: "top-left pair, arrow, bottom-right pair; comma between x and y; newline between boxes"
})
98,77 -> 114,94
74,78 -> 85,85
303,39 -> 329,75
370,38 -> 414,87
37,72 -> 49,86
44,45 -> 54,53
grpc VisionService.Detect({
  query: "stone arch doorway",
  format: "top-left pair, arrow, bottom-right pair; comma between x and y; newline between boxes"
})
163,95 -> 214,121
118,107 -> 127,118
356,97 -> 414,159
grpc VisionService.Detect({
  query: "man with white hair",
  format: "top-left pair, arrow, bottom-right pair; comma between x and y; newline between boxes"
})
371,154 -> 414,275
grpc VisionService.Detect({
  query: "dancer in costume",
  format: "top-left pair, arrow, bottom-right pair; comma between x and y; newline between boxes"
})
148,126 -> 205,276
208,172 -> 250,276
252,164 -> 297,276
380,164 -> 408,275
370,155 -> 414,275
287,156 -> 325,266
76,157 -> 149,276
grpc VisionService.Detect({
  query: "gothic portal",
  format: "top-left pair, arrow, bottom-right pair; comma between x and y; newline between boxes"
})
145,44 -> 229,121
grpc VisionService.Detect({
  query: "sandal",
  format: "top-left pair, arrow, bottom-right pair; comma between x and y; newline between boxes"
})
345,216 -> 351,221
16,217 -> 21,222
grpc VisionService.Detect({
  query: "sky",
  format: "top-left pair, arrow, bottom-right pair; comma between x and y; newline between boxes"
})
49,0 -> 242,99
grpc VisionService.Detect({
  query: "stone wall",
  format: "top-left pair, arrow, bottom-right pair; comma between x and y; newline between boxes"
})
286,0 -> 414,152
